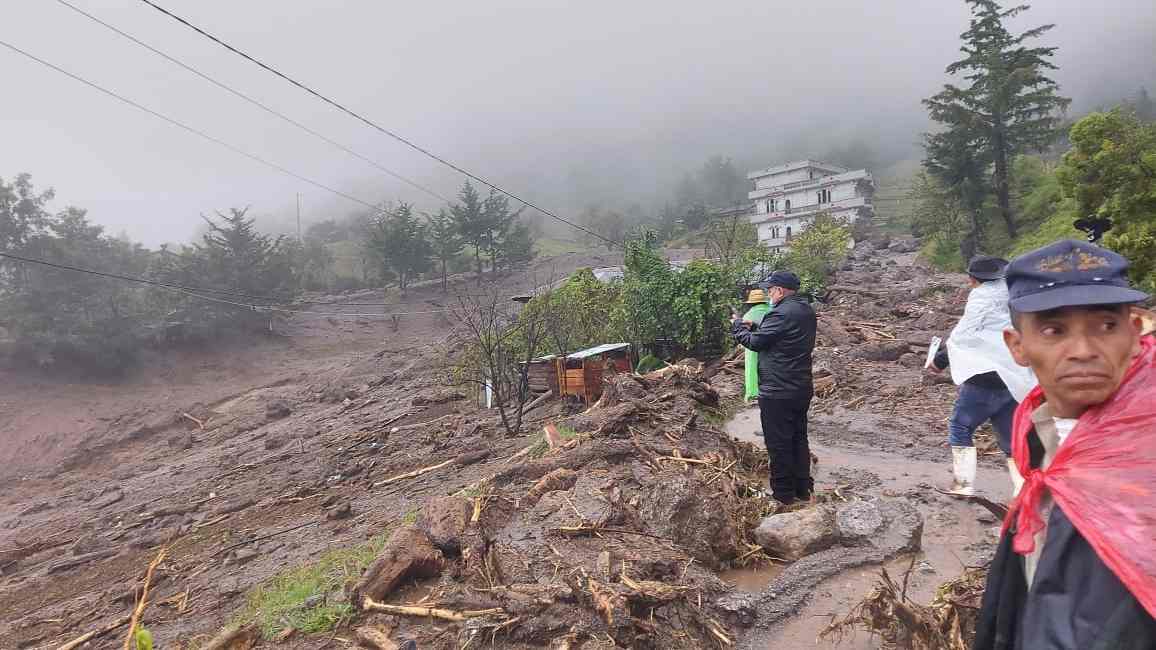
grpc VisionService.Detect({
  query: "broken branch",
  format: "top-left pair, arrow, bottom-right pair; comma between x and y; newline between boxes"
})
55,616 -> 130,650
124,547 -> 167,649
372,458 -> 454,487
361,598 -> 505,621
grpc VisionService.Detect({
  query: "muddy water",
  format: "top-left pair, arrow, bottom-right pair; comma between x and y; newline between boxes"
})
726,405 -> 1010,648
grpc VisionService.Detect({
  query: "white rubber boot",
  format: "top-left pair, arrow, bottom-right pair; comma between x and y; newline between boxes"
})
1007,457 -> 1025,496
949,446 -> 977,496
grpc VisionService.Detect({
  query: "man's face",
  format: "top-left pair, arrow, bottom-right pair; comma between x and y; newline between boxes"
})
1004,305 -> 1143,418
768,286 -> 784,304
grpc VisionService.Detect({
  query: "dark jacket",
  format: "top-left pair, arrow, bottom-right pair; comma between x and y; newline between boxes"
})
932,345 -> 1007,390
731,294 -> 816,399
974,425 -> 1156,650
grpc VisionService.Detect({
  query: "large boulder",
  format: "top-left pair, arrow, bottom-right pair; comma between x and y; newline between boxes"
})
912,311 -> 955,331
836,500 -> 885,541
817,317 -> 855,347
754,505 -> 837,561
642,471 -> 739,566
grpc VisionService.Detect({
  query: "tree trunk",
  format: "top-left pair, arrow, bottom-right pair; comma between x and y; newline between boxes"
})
992,121 -> 1017,238
441,258 -> 448,293
474,246 -> 482,286
959,209 -> 982,262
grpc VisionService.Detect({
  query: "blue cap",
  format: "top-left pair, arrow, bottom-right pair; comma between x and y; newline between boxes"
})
1005,240 -> 1148,313
764,270 -> 801,291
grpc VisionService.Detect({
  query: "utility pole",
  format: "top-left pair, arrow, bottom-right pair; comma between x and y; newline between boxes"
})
296,193 -> 302,242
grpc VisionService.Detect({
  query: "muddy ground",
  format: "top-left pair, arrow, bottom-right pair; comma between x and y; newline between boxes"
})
0,239 -> 1012,649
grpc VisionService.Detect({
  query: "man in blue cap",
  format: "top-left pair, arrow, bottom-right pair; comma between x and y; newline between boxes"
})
732,270 -> 818,508
974,240 -> 1155,649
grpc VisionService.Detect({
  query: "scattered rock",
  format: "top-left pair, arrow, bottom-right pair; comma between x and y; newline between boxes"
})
228,548 -> 260,565
352,526 -> 443,604
852,341 -> 910,362
266,401 -> 292,420
264,435 -> 286,451
641,471 -> 738,566
913,311 -> 955,331
836,500 -> 885,540
92,490 -> 124,509
898,353 -> 924,368
817,317 -> 855,347
754,505 -> 837,561
217,577 -> 244,598
411,391 -> 465,406
416,496 -> 471,554
211,497 -> 256,516
19,502 -> 52,516
326,502 -> 353,520
904,332 -> 935,348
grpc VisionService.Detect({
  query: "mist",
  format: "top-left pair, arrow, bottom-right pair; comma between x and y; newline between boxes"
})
4,0 -> 1154,244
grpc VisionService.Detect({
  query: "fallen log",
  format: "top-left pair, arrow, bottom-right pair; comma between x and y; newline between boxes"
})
46,548 -> 119,574
522,391 -> 554,414
123,548 -> 166,649
361,598 -> 504,621
55,615 -> 130,650
200,623 -> 259,650
372,459 -> 454,487
490,440 -> 640,486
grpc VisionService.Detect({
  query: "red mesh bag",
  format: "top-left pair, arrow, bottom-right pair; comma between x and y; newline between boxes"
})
1004,335 -> 1156,617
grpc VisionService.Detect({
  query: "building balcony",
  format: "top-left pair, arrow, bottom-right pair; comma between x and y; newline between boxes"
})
749,168 -> 873,200
748,196 -> 871,223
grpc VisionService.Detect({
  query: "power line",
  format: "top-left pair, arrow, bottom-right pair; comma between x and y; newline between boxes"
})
136,0 -> 620,248
50,0 -> 451,204
0,37 -> 379,213
0,250 -> 527,309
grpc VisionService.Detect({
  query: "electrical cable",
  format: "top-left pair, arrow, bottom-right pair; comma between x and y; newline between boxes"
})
0,37 -> 379,212
50,0 -> 451,204
136,0 -> 621,248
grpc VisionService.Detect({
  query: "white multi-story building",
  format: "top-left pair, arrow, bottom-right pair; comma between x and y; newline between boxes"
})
747,160 -> 875,249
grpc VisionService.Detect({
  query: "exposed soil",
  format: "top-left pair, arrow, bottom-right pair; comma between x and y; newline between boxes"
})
0,239 -> 1011,649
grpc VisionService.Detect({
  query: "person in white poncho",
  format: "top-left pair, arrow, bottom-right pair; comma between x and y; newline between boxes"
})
927,256 -> 1037,496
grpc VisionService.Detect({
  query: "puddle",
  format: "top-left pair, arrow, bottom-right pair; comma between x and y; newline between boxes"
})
721,562 -> 784,593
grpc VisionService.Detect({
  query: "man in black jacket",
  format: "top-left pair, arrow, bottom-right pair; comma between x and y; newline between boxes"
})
732,270 -> 817,506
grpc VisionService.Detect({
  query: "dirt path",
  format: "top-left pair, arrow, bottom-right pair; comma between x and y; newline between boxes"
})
726,406 -> 1010,648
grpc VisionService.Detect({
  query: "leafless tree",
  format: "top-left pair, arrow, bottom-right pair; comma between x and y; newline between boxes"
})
453,289 -> 550,436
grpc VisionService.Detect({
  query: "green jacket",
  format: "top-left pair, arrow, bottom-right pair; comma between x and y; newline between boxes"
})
742,302 -> 771,401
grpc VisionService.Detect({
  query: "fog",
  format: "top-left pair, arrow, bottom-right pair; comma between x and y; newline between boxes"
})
4,0 -> 1154,244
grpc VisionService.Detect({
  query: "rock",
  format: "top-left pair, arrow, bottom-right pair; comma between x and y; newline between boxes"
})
817,317 -> 854,347
168,433 -> 195,450
852,341 -> 910,362
904,332 -> 934,348
922,372 -> 954,386
19,502 -> 52,516
888,238 -> 920,253
71,532 -> 105,555
870,234 -> 892,249
898,353 -> 924,369
93,490 -> 124,509
264,436 -> 286,451
416,496 -> 471,554
217,577 -> 244,598
211,497 -> 256,516
715,591 -> 759,627
754,506 -> 837,561
976,510 -> 998,524
836,501 -> 885,540
641,471 -> 738,566
227,548 -> 260,565
326,502 -> 353,520
913,311 -> 954,331
352,526 -> 443,604
266,401 -> 292,420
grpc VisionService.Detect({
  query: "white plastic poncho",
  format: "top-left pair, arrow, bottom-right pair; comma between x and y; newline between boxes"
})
945,279 -> 1037,402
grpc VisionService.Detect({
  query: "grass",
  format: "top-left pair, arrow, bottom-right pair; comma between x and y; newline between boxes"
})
233,530 -> 393,639
699,396 -> 745,427
527,424 -> 582,459
534,237 -> 597,257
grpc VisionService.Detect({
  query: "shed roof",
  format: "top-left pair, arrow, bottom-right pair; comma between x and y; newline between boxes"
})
567,342 -> 631,359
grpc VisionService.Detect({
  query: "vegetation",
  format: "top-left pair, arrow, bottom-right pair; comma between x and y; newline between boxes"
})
234,532 -> 390,639
923,0 -> 1069,258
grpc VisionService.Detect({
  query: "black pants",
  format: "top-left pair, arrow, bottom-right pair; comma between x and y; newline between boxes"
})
758,396 -> 813,503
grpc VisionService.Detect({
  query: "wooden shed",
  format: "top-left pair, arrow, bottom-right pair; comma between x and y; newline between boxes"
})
554,343 -> 634,403
523,354 -> 559,394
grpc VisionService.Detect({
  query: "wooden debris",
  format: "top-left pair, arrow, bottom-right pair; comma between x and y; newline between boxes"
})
522,390 -> 554,414
522,468 -> 578,507
123,548 -> 167,649
200,623 -> 259,650
55,615 -> 130,650
46,548 -> 119,574
181,412 -> 206,430
543,422 -> 564,449
352,527 -> 443,603
361,598 -> 504,621
372,459 -> 454,487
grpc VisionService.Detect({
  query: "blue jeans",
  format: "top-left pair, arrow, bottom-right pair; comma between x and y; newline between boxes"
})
948,381 -> 1016,454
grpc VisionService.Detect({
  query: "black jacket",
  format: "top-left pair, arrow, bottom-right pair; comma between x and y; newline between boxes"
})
933,345 -> 1007,390
974,426 -> 1156,650
732,294 -> 817,399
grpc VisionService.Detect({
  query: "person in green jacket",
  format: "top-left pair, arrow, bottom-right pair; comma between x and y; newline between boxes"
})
741,288 -> 771,402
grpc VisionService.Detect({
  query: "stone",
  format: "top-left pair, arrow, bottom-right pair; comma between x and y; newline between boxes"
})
753,506 -> 837,561
92,490 -> 124,509
912,311 -> 954,331
836,500 -> 885,540
326,502 -> 353,520
416,496 -> 472,554
904,332 -> 934,348
898,353 -> 923,369
852,342 -> 910,362
411,391 -> 465,406
352,526 -> 444,604
168,433 -> 195,450
642,471 -> 739,566
816,317 -> 854,347
264,435 -> 286,451
266,401 -> 292,420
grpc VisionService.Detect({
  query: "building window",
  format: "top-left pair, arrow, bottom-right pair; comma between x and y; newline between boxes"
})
785,199 -> 791,214
817,189 -> 831,204
769,199 -> 776,212
786,226 -> 793,241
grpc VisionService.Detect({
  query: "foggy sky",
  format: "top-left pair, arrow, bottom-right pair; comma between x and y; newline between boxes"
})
4,0 -> 1154,245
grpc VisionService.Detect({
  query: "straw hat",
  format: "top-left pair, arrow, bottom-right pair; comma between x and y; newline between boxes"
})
745,289 -> 768,304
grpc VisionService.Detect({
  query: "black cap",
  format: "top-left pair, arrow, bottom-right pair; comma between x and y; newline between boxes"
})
967,255 -> 1008,281
764,270 -> 801,291
1005,240 -> 1149,313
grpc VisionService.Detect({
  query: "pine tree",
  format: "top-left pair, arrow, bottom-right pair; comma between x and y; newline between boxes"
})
428,208 -> 462,292
450,181 -> 489,284
924,0 -> 1070,242
365,202 -> 432,294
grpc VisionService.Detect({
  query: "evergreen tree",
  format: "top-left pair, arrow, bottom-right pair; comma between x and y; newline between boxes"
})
365,202 -> 432,293
198,207 -> 295,301
497,220 -> 536,271
450,181 -> 489,284
428,208 -> 462,292
924,0 -> 1070,242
